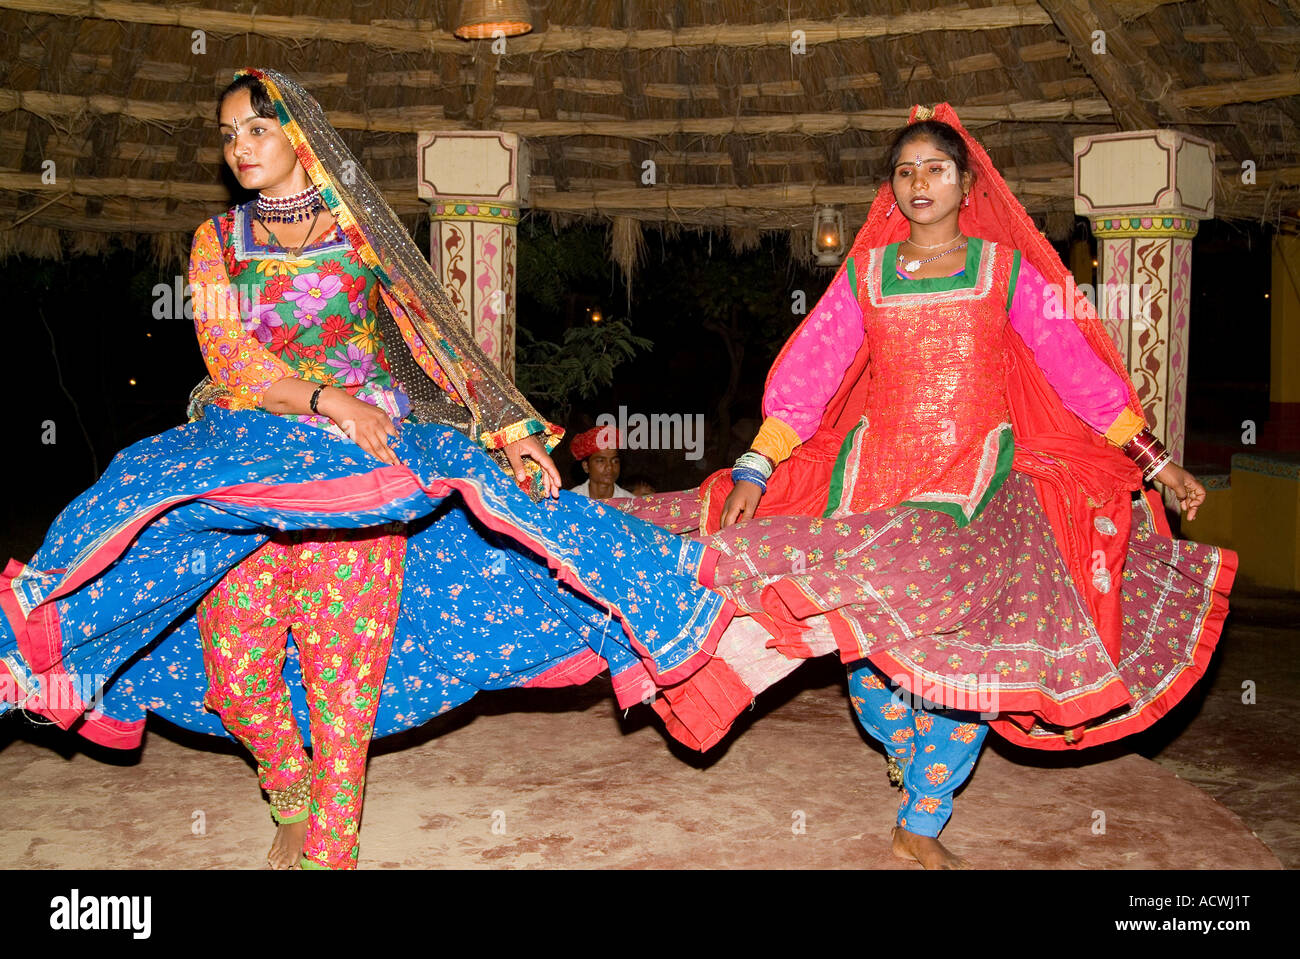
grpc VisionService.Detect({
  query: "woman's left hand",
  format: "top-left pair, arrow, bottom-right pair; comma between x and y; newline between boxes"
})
1153,462 -> 1206,521
504,435 -> 562,498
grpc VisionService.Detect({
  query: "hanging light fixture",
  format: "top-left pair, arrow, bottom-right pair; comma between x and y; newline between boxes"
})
812,206 -> 845,266
454,0 -> 534,39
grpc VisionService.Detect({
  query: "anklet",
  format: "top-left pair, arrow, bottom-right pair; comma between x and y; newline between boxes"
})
267,775 -> 311,823
886,755 -> 904,786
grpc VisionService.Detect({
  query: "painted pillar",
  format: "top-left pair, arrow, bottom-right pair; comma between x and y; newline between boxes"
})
416,131 -> 531,379
1074,130 -> 1215,484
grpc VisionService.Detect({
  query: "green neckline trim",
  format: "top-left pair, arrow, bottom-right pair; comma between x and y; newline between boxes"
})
823,420 -> 865,517
882,237 -> 984,297
847,256 -> 858,300
1006,250 -> 1022,311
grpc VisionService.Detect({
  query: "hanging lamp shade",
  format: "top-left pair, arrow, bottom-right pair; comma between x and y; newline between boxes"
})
454,0 -> 534,39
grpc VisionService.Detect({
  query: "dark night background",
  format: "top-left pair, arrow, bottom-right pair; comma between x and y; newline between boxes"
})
3,214 -> 1274,558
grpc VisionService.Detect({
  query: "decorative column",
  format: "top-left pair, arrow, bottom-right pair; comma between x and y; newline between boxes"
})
1074,129 -> 1215,475
417,131 -> 530,379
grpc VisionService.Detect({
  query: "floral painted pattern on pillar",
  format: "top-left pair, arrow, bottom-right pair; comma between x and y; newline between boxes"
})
417,132 -> 530,382
1075,128 -> 1212,504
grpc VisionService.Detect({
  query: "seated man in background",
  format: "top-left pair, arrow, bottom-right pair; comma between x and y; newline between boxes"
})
570,426 -> 634,500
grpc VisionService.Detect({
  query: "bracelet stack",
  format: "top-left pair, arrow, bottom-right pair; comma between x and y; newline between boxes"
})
731,450 -> 774,493
1123,427 -> 1173,483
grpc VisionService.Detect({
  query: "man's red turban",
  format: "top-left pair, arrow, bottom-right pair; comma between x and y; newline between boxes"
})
570,425 -> 621,461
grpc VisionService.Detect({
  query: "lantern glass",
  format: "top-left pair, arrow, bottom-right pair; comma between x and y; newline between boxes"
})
813,206 -> 845,266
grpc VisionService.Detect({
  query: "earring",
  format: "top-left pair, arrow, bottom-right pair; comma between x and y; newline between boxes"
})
963,193 -> 971,207
886,201 -> 896,218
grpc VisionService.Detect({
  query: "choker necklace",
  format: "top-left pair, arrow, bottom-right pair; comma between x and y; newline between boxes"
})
257,185 -> 324,224
902,229 -> 963,250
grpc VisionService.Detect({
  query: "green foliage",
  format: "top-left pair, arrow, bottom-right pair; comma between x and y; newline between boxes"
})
515,318 -> 653,422
515,220 -> 613,315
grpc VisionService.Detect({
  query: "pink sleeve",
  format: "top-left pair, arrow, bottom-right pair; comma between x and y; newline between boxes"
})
1008,257 -> 1130,435
762,269 -> 865,441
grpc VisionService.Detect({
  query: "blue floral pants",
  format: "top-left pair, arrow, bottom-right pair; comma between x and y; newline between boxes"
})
847,661 -> 989,837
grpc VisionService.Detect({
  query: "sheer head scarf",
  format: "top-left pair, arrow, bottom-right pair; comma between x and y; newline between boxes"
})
231,68 -> 561,474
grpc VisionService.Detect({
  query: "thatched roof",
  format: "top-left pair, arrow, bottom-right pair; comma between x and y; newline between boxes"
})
2,0 -> 1298,263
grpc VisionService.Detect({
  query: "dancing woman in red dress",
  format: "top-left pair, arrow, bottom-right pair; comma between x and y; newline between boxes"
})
629,104 -> 1234,868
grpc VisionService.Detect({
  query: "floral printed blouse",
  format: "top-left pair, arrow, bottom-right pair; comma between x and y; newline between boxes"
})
187,201 -> 409,434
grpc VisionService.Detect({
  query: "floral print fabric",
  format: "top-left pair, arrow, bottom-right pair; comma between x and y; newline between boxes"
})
847,661 -> 989,837
197,525 -> 405,869
0,408 -> 733,751
621,470 -> 1231,751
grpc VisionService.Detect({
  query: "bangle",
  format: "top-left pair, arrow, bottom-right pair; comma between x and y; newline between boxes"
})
730,466 -> 769,493
733,450 -> 774,480
1144,450 -> 1173,484
309,384 -> 326,415
1122,427 -> 1169,480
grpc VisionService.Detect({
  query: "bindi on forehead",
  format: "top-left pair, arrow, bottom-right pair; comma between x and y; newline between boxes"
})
896,155 -> 954,170
219,114 -> 265,132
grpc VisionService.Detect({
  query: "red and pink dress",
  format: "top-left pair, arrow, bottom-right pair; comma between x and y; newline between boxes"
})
626,237 -> 1233,771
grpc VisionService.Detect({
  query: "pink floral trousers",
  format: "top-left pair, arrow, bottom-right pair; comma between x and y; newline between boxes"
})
195,524 -> 406,869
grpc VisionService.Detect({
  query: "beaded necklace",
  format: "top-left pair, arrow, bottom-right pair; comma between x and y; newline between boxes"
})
256,184 -> 324,223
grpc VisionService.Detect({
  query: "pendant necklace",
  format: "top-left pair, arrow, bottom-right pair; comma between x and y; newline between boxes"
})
257,209 -> 324,258
898,237 -> 967,273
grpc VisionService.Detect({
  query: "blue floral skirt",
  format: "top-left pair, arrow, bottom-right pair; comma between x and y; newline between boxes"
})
0,406 -> 732,749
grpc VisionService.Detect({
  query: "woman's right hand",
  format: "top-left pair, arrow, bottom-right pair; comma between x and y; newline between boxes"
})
317,388 -> 401,466
720,480 -> 763,528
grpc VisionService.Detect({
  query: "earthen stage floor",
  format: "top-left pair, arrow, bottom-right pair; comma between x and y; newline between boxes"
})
1,633 -> 1286,869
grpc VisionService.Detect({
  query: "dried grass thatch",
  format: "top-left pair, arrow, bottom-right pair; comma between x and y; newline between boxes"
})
2,0 -> 1298,264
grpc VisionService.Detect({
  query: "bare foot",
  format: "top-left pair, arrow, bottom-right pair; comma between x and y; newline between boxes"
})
891,826 -> 972,869
267,819 -> 308,870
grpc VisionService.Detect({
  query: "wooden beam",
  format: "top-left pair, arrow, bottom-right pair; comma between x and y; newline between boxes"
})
1169,72 -> 1300,110
1038,0 -> 1164,129
533,59 -> 570,193
440,48 -> 468,123
341,0 -> 377,159
1202,0 -> 1300,130
867,37 -> 903,106
5,169 -> 1293,238
970,0 -> 1076,164
470,49 -> 498,127
0,86 -> 1123,135
0,0 -> 1187,56
1145,4 -> 1257,210
0,170 -> 427,212
16,14 -> 75,218
527,179 -> 1078,213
